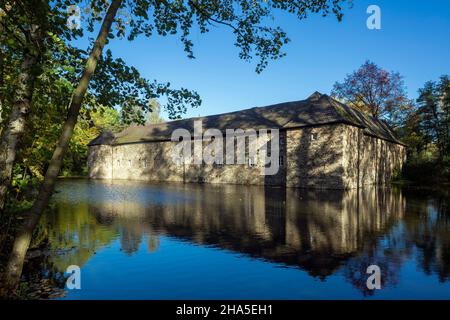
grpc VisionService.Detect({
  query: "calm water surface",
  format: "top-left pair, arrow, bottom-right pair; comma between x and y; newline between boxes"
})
37,179 -> 450,299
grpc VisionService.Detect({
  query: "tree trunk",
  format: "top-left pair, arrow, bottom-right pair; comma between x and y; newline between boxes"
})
0,49 -> 38,212
0,0 -> 122,295
0,48 -> 4,122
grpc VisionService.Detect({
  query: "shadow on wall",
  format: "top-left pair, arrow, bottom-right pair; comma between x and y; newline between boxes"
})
287,124 -> 345,189
88,113 -> 406,189
87,145 -> 112,179
89,128 -> 348,188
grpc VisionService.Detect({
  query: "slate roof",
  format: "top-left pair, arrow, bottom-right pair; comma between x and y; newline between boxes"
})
88,92 -> 405,146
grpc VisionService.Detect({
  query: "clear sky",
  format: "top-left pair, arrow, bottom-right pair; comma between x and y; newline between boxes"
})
77,0 -> 450,119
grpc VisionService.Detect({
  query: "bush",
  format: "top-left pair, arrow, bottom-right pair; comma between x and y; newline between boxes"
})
401,151 -> 450,184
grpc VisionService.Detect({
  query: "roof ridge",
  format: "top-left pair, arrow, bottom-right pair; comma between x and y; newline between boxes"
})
137,99 -> 310,130
319,94 -> 359,126
135,92 -> 336,131
327,96 -> 405,145
89,93 -> 405,146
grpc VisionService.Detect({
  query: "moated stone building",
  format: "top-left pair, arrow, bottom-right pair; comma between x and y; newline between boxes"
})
87,92 -> 406,189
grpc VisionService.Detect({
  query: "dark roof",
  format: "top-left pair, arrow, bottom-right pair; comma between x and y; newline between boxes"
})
88,92 -> 405,146
88,130 -> 115,146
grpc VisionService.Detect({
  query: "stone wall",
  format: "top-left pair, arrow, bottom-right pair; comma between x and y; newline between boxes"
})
88,123 -> 406,189
88,132 -> 286,186
285,124 -> 346,189
342,126 -> 406,189
88,145 -> 113,179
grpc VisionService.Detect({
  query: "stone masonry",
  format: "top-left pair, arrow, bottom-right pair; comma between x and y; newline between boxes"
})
88,93 -> 406,189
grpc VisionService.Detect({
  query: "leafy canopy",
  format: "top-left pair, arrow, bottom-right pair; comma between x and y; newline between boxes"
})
332,60 -> 411,125
65,0 -> 349,73
416,75 -> 450,157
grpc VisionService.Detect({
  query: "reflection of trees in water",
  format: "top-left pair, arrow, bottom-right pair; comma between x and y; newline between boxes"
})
120,228 -> 142,255
40,201 -> 119,271
21,251 -> 67,292
88,200 -> 161,256
343,188 -> 450,294
35,180 -> 450,295
402,189 -> 450,282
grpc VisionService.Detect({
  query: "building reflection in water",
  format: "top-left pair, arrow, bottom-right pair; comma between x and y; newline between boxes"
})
44,180 -> 449,294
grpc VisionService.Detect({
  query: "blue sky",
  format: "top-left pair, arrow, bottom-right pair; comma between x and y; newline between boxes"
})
78,0 -> 450,119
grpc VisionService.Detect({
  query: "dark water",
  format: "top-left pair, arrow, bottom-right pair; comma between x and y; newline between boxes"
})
36,179 -> 450,299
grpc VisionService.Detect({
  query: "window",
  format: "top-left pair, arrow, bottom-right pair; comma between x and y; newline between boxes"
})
117,160 -> 121,167
311,133 -> 318,141
143,159 -> 148,168
128,160 -> 132,167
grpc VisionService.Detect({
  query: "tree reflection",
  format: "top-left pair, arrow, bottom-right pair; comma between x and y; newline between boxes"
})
32,180 -> 450,296
402,189 -> 450,282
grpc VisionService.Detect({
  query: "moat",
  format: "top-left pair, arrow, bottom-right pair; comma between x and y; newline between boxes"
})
28,179 -> 450,299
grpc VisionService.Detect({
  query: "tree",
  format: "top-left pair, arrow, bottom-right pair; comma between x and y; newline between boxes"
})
0,0 -> 82,211
120,100 -> 146,125
397,109 -> 426,155
146,99 -> 165,124
0,0 -> 202,211
0,32 -> 174,208
395,76 -> 449,184
416,75 -> 450,162
0,2 -> 46,210
2,0 -> 349,294
331,60 -> 411,126
1,0 -> 124,292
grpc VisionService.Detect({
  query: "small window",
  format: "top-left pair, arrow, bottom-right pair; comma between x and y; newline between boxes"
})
128,160 -> 132,167
248,156 -> 256,167
143,160 -> 148,168
117,160 -> 121,167
311,133 -> 318,141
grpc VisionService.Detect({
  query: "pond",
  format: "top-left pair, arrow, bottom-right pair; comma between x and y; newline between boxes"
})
31,179 -> 450,299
